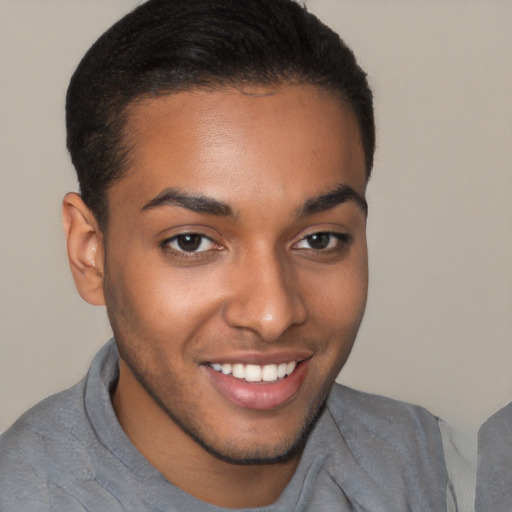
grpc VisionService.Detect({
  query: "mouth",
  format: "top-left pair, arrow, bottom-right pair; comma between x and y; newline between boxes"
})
208,361 -> 297,383
204,357 -> 310,410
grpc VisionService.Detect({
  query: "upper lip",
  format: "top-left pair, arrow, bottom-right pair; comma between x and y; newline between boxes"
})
202,349 -> 313,366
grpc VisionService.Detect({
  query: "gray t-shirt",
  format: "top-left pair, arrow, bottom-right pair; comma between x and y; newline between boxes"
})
475,402 -> 512,512
0,340 -> 450,511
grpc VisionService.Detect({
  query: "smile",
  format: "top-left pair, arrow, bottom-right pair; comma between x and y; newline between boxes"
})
205,358 -> 309,410
208,362 -> 297,382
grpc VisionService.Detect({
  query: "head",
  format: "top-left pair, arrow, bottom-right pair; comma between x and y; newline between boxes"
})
63,0 -> 374,472
66,0 -> 374,231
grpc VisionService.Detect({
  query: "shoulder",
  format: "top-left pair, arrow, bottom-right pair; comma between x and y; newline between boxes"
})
475,402 -> 512,512
326,383 -> 444,469
479,401 -> 512,442
320,384 -> 448,510
477,402 -> 512,477
477,401 -> 512,470
0,381 -> 92,511
0,378 -> 88,450
327,382 -> 442,440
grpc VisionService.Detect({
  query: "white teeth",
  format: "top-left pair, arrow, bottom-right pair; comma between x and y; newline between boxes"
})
245,364 -> 262,382
210,361 -> 299,382
261,364 -> 278,382
286,361 -> 296,375
232,363 -> 245,379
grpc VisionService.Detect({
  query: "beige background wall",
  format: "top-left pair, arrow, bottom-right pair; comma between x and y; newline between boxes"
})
1,0 -> 511,437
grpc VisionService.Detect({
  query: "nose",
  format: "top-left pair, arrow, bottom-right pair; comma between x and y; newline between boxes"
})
222,249 -> 307,342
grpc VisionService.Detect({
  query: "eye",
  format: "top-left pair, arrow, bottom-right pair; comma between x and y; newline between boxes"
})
162,233 -> 219,254
293,232 -> 351,252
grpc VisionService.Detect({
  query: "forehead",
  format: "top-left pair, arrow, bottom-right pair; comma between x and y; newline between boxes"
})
110,84 -> 367,214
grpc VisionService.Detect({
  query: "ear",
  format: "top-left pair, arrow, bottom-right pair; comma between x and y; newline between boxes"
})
62,193 -> 106,306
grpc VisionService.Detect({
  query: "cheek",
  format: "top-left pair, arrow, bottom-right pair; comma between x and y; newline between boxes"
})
303,250 -> 368,327
105,254 -> 227,344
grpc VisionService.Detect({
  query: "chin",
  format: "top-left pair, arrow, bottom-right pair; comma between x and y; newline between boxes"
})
166,395 -> 328,466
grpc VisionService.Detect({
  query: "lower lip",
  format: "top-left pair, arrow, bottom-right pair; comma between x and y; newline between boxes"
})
205,361 -> 309,411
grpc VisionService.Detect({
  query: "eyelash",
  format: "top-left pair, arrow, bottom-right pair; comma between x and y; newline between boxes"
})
160,231 -> 351,261
292,232 -> 352,256
160,233 -> 222,259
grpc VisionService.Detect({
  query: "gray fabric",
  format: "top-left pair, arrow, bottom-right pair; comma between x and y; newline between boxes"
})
475,402 -> 512,512
0,339 -> 450,511
438,420 -> 477,512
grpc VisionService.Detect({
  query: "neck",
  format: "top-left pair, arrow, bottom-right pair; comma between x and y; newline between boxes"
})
112,359 -> 301,508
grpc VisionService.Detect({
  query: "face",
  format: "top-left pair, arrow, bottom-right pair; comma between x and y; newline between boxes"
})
102,85 -> 368,463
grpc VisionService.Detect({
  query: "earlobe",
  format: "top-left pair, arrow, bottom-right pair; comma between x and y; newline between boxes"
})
62,192 -> 106,306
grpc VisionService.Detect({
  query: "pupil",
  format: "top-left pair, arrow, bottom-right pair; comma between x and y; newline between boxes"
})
307,233 -> 330,250
177,234 -> 201,251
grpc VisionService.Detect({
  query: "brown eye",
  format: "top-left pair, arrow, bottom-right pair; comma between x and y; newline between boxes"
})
293,231 -> 351,253
306,233 -> 331,250
175,234 -> 202,252
162,233 -> 218,253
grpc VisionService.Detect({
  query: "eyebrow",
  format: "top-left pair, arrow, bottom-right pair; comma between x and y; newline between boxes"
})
297,184 -> 368,217
141,183 -> 367,218
141,188 -> 234,217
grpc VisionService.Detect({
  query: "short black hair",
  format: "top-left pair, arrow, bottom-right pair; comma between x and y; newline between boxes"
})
66,0 -> 375,229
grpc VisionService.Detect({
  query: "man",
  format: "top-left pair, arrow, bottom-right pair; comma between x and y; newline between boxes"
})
475,403 -> 512,511
0,0 -> 455,510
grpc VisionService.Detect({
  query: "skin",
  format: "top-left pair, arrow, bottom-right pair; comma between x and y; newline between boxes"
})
63,84 -> 369,508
